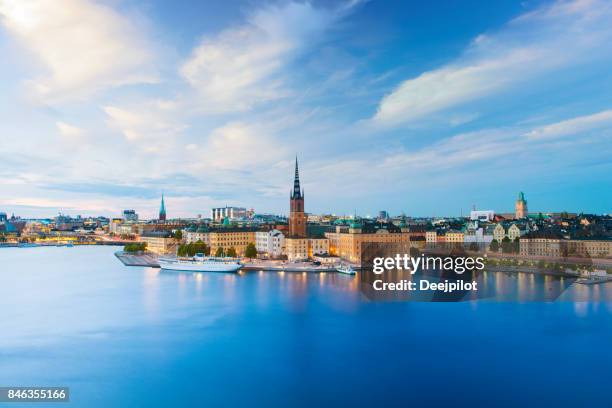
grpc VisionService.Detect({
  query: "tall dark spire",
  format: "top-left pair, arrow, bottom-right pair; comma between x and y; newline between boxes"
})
159,192 -> 167,221
291,156 -> 302,199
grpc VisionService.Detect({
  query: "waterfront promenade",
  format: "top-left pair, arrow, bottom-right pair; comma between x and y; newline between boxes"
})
115,251 -> 338,272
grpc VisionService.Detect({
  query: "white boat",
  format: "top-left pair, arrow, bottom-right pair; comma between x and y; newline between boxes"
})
336,264 -> 356,275
158,253 -> 242,273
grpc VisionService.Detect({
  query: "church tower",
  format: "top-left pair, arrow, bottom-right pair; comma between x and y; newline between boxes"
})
515,192 -> 527,219
159,193 -> 167,222
289,157 -> 307,238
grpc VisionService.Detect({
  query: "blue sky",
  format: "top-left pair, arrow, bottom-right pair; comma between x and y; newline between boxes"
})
0,0 -> 611,218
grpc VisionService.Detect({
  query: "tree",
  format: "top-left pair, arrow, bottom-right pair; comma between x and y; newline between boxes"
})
501,237 -> 513,253
174,229 -> 183,241
469,242 -> 479,252
245,242 -> 257,259
226,247 -> 237,258
513,237 -> 520,253
124,242 -> 147,253
215,247 -> 225,257
489,239 -> 499,252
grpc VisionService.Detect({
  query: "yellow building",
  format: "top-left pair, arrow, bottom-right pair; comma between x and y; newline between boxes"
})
285,238 -> 309,261
140,233 -> 178,255
445,230 -> 464,243
520,238 -> 611,259
325,222 -> 410,265
208,228 -> 257,257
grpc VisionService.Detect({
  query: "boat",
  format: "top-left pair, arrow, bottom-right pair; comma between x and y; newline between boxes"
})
336,264 -> 356,275
158,253 -> 242,273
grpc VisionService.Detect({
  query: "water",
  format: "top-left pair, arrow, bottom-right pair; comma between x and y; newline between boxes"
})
1,246 -> 611,407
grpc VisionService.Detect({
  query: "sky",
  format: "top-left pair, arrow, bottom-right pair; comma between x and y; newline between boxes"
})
0,0 -> 611,219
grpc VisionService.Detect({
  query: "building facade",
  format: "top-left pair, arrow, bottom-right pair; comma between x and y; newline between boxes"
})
211,206 -> 247,221
255,229 -> 285,258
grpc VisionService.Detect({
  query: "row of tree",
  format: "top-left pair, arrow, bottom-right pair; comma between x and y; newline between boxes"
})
176,241 -> 258,259
489,237 -> 520,254
124,242 -> 147,253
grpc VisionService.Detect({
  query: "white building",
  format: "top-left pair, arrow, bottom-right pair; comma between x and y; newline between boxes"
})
184,227 -> 210,245
255,229 -> 285,258
470,210 -> 495,222
211,206 -> 247,221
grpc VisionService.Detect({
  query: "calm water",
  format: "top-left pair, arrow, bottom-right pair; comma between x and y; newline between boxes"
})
1,246 -> 612,407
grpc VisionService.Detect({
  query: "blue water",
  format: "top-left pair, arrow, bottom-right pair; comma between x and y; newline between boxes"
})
1,246 -> 611,407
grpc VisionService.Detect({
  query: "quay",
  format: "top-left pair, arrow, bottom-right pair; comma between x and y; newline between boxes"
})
114,252 -> 338,272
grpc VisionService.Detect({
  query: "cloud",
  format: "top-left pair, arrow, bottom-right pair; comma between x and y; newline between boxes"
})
382,109 -> 612,173
0,0 -> 157,103
56,121 -> 84,141
525,109 -> 612,140
179,2 -> 338,113
372,0 -> 612,127
188,122 -> 289,170
103,103 -> 187,152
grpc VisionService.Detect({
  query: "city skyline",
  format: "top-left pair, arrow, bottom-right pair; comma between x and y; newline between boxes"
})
1,0 -> 611,218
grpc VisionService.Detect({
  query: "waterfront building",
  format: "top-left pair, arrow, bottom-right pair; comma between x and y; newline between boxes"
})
255,229 -> 285,258
286,238 -> 309,261
159,194 -> 167,221
140,231 -> 176,255
211,206 -> 247,221
520,236 -> 612,259
208,227 -> 257,257
515,192 -> 528,219
325,220 -> 410,265
183,225 -> 211,245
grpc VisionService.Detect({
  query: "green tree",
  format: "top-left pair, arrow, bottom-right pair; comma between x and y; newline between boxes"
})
489,239 -> 499,252
501,236 -> 513,253
226,247 -> 237,258
193,240 -> 209,256
124,242 -> 147,253
469,242 -> 479,252
215,247 -> 225,257
245,242 -> 257,259
174,229 -> 183,240
513,237 -> 520,253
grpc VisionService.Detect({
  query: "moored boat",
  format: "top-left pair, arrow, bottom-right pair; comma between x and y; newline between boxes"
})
336,264 -> 356,275
158,253 -> 242,273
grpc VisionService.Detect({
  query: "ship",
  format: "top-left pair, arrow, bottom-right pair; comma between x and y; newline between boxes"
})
336,264 -> 356,275
158,253 -> 242,273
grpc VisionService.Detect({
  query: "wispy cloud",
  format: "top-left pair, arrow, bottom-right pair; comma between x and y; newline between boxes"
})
179,1 -> 353,113
0,0 -> 157,103
56,121 -> 84,141
371,0 -> 612,127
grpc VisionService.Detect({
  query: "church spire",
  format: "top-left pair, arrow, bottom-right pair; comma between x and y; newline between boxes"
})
159,193 -> 167,221
292,156 -> 302,199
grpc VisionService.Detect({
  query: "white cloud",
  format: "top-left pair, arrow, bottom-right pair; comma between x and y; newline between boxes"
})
0,0 -> 157,103
372,0 -> 612,127
179,2 -> 336,113
525,109 -> 612,140
103,104 -> 187,152
188,122 -> 288,170
56,121 -> 84,141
